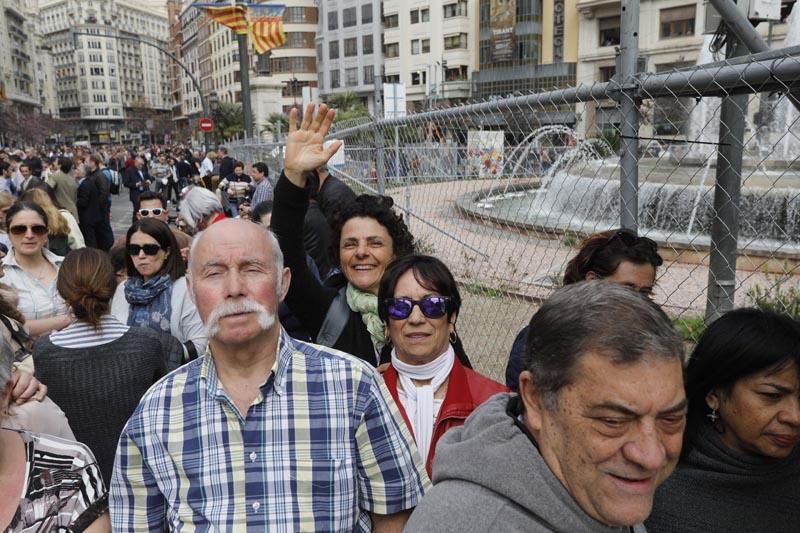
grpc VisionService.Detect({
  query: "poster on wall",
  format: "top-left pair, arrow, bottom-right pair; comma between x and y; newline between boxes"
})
468,130 -> 505,178
490,0 -> 516,61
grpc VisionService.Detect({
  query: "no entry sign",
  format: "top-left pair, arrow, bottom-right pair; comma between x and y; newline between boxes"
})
199,117 -> 214,132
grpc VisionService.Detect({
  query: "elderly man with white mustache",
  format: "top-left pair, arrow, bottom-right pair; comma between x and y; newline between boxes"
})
110,218 -> 429,532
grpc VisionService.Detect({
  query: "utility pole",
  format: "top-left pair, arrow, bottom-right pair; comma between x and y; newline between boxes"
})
237,34 -> 253,139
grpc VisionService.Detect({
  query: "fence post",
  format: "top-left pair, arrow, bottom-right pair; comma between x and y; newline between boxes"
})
373,123 -> 386,195
705,37 -> 749,322
618,0 -> 640,231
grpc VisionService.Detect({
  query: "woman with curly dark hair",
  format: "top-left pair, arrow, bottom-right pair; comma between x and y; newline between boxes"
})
271,103 -> 416,366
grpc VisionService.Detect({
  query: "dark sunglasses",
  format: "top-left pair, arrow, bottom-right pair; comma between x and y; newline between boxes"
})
138,208 -> 164,217
384,296 -> 451,320
608,229 -> 657,252
128,244 -> 163,256
9,224 -> 48,236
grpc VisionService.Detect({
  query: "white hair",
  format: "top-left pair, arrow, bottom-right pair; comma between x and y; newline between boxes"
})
206,298 -> 276,339
179,187 -> 223,228
188,223 -> 285,294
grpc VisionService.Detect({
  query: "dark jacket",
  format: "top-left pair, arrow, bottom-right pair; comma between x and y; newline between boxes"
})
303,200 -> 332,278
76,177 -> 103,226
122,165 -> 149,203
318,174 -> 356,220
218,155 -> 235,181
272,172 -> 377,366
383,357 -> 509,475
86,168 -> 110,210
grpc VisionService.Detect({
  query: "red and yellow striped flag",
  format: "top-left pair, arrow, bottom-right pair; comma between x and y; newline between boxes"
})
204,5 -> 248,35
249,15 -> 285,54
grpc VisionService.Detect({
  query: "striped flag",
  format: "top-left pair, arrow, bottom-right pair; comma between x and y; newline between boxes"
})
193,3 -> 248,35
249,15 -> 285,54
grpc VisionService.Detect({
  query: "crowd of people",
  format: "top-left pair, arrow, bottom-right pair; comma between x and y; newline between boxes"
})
0,104 -> 798,532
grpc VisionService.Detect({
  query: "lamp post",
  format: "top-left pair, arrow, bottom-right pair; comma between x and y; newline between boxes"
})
208,91 -> 219,148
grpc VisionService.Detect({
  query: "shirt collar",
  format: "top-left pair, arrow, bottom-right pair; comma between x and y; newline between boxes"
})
4,247 -> 64,269
200,328 -> 297,400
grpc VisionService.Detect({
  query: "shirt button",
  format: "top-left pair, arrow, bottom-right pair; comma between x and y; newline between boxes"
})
252,502 -> 260,512
249,451 -> 257,462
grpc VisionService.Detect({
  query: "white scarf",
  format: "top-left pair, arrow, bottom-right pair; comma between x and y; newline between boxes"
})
392,345 -> 455,464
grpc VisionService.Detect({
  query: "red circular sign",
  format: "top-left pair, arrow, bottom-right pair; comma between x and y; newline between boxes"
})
199,117 -> 214,132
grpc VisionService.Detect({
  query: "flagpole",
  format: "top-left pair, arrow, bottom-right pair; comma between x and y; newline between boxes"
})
238,32 -> 253,139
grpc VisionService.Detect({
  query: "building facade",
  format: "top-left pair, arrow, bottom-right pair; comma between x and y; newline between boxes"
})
40,0 -> 170,142
316,0 -> 383,114
382,0 -> 478,110
473,0 -> 579,102
0,0 -> 49,113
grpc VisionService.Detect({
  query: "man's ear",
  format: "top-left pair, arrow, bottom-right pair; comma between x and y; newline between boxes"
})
519,370 -> 548,434
278,267 -> 291,302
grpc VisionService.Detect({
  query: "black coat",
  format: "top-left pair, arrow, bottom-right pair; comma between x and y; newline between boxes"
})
122,165 -> 149,203
219,156 -> 235,181
77,178 -> 103,226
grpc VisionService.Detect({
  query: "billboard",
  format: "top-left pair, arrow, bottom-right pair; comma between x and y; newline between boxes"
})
490,0 -> 516,62
468,130 -> 505,177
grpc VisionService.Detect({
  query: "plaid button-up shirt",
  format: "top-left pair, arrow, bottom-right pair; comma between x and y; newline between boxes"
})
110,331 -> 429,532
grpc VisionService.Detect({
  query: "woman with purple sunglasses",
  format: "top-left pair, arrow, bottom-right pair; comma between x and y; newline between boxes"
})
378,254 -> 508,475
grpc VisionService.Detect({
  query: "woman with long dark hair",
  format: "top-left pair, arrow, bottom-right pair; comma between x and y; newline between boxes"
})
647,308 -> 800,532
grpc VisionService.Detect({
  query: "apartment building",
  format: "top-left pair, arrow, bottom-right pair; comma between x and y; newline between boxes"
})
40,0 -> 170,142
316,0 -> 383,114
382,0 -> 478,110
0,0 -> 48,112
575,0 -> 793,137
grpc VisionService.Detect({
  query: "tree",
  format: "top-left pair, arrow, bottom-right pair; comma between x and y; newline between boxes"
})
213,101 -> 244,140
260,112 -> 289,140
325,91 -> 371,122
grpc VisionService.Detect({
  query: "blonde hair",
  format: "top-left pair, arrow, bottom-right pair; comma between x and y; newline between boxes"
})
23,188 -> 70,236
0,192 -> 14,210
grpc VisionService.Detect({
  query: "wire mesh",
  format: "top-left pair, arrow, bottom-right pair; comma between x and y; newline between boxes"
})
228,47 -> 800,381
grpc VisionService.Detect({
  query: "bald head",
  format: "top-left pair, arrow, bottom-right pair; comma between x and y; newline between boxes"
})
189,219 -> 284,290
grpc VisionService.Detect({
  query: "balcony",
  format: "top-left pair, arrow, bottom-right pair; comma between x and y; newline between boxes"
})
577,0 -> 620,19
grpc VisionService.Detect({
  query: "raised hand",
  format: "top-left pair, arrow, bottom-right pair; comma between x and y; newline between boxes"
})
283,103 -> 343,187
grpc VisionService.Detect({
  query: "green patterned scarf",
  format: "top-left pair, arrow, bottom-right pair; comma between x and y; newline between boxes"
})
346,283 -> 386,352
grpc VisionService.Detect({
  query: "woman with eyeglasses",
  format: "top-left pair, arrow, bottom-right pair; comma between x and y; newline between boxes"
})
378,254 -> 508,474
111,218 -> 207,362
33,248 -> 169,484
2,202 -> 71,338
22,186 -> 85,256
505,228 -> 664,390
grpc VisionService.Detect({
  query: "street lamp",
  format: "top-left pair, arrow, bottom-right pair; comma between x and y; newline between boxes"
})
208,91 -> 219,148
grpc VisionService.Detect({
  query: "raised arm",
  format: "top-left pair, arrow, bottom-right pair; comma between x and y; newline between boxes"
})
283,104 -> 342,187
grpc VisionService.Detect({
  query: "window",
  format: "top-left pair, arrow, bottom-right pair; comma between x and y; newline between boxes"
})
362,35 -> 373,55
421,8 -> 430,22
343,7 -> 357,27
329,40 -> 339,59
384,74 -> 400,83
445,65 -> 468,81
362,4 -> 373,24
410,9 -> 419,24
411,39 -> 420,55
345,67 -> 358,86
443,1 -> 467,18
598,17 -> 620,47
364,64 -> 374,84
660,5 -> 695,39
422,38 -> 430,53
328,11 -> 338,30
317,44 -> 322,61
344,37 -> 357,57
444,33 -> 468,50
384,42 -> 399,58
90,67 -> 104,76
411,71 -> 427,85
384,13 -> 398,28
284,6 -> 317,23
330,69 -> 340,88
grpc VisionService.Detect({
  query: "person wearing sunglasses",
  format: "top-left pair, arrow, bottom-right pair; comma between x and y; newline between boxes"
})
378,254 -> 508,475
505,228 -> 664,391
111,191 -> 191,255
1,202 -> 71,338
111,218 -> 207,363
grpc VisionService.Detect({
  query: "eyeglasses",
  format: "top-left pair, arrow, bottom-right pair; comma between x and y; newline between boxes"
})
138,208 -> 164,217
383,296 -> 451,320
128,244 -> 163,256
9,224 -> 48,236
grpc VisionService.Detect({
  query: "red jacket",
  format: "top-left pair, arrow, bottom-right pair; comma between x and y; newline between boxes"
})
383,357 -> 510,475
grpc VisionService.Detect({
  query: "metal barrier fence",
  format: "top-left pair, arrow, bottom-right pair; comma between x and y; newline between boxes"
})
229,9 -> 800,381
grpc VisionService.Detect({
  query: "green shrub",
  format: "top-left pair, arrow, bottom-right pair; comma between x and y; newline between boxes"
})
672,314 -> 706,343
746,283 -> 800,319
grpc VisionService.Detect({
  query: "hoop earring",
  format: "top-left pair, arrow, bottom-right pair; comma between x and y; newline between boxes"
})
449,324 -> 458,345
706,409 -> 719,423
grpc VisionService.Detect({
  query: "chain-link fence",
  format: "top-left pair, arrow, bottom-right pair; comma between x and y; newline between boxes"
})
229,31 -> 800,381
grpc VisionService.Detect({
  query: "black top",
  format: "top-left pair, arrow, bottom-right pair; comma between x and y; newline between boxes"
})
318,175 -> 356,220
272,172 -> 376,366
33,327 -> 168,483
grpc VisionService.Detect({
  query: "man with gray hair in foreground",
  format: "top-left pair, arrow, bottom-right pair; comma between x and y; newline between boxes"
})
406,281 -> 687,532
111,218 -> 428,531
